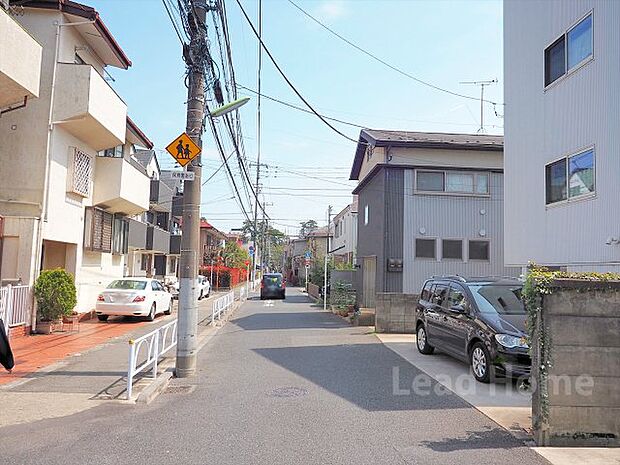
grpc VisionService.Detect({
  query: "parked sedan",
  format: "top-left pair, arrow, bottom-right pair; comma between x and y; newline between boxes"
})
96,278 -> 172,322
415,276 -> 530,383
170,275 -> 211,300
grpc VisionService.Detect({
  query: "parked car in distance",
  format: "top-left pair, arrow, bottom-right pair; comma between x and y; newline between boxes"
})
415,276 -> 530,383
170,275 -> 211,300
96,278 -> 172,322
260,273 -> 285,300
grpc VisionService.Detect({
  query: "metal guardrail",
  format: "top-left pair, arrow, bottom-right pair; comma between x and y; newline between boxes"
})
126,319 -> 177,400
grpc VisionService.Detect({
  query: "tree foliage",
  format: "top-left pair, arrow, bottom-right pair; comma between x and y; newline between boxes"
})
34,269 -> 77,321
222,241 -> 250,268
299,219 -> 318,238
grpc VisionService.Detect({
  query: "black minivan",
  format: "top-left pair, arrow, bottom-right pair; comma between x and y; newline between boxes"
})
260,273 -> 286,300
415,276 -> 530,383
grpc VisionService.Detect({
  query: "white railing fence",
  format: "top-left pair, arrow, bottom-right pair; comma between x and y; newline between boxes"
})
211,290 -> 235,324
239,286 -> 247,302
126,318 -> 177,400
0,285 -> 32,334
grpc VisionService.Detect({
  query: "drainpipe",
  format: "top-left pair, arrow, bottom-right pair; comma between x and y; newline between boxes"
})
31,19 -> 95,331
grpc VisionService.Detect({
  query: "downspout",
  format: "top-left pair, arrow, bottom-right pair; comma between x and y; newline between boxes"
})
31,19 -> 95,331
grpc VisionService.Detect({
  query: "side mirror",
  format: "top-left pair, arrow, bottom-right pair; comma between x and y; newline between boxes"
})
450,304 -> 465,314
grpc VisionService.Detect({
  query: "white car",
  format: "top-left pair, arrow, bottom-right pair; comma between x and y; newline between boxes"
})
171,275 -> 211,300
96,278 -> 173,322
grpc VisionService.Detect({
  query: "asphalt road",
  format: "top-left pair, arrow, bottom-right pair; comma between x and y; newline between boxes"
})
0,289 -> 548,465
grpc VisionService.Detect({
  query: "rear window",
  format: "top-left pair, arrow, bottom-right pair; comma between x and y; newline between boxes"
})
420,281 -> 433,301
263,275 -> 282,285
468,284 -> 525,315
107,280 -> 147,290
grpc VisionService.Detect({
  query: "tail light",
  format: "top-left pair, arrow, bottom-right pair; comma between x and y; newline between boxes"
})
261,281 -> 265,289
97,294 -> 105,302
282,280 -> 286,288
133,295 -> 146,303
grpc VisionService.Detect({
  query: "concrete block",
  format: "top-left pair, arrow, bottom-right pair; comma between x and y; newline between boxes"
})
546,376 -> 620,408
553,346 -> 620,377
549,316 -> 620,347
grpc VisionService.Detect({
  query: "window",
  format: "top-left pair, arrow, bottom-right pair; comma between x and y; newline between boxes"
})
545,148 -> 595,205
469,240 -> 489,261
415,238 -> 436,259
431,284 -> 448,306
364,204 -> 369,225
442,239 -> 463,260
68,148 -> 93,197
141,254 -> 150,271
420,282 -> 434,301
84,207 -> 113,253
545,13 -> 593,87
545,36 -> 566,86
417,170 -> 489,195
112,215 -> 128,255
447,285 -> 469,310
417,171 -> 444,191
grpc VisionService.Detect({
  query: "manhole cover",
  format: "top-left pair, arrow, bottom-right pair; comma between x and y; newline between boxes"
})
268,387 -> 309,398
164,385 -> 195,395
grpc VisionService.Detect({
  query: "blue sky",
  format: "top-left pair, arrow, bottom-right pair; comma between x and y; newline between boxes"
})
89,0 -> 504,235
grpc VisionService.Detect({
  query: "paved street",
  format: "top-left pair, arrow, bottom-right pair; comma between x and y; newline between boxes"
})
0,288 -> 547,465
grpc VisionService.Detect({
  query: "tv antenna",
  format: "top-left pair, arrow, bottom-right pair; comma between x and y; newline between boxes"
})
460,79 -> 497,133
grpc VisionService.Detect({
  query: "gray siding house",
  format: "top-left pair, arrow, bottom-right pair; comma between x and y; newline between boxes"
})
351,129 -> 518,311
504,1 -> 620,272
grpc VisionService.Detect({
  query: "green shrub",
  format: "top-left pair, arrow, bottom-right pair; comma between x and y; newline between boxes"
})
34,268 -> 77,321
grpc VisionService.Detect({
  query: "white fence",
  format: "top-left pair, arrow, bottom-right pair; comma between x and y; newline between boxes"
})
126,319 -> 177,400
211,290 -> 235,324
0,285 -> 32,333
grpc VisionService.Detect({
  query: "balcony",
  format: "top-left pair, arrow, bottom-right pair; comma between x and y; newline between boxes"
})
127,218 -> 147,249
146,225 -> 170,254
169,234 -> 181,255
93,157 -> 150,215
53,63 -> 127,150
150,180 -> 173,212
0,9 -> 42,108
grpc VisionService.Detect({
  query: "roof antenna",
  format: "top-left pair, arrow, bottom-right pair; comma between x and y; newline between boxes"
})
459,79 -> 497,133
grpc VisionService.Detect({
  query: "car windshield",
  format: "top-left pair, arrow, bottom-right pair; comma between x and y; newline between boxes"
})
107,280 -> 147,290
468,284 -> 525,315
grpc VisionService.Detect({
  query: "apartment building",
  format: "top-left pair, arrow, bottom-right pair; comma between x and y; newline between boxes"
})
350,129 -> 518,308
0,1 -> 152,320
504,1 -> 619,272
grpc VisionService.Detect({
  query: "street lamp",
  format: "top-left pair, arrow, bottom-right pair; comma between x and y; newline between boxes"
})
210,97 -> 250,118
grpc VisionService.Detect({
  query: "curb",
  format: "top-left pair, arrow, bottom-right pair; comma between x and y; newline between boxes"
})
136,371 -> 173,405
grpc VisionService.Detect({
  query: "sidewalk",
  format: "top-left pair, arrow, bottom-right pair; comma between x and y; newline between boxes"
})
0,289 -> 245,428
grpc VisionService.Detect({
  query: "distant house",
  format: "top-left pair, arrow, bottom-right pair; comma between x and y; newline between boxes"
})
330,198 -> 358,266
284,227 -> 331,285
504,2 -> 616,272
350,129 -> 518,309
200,220 -> 227,265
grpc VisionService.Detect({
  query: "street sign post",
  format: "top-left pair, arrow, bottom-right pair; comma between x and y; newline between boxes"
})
165,132 -> 202,167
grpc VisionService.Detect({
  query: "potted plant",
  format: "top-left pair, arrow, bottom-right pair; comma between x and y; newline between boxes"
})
34,269 -> 77,334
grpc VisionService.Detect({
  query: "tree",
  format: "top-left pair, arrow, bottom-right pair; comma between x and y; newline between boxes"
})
221,241 -> 250,268
299,219 -> 318,238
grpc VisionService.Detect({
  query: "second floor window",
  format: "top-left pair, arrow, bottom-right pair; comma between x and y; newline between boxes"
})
545,148 -> 595,205
544,13 -> 593,87
416,170 -> 489,195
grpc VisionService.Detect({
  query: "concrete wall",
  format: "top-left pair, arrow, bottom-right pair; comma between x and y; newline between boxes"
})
375,293 -> 417,333
532,279 -> 620,446
504,1 -> 620,270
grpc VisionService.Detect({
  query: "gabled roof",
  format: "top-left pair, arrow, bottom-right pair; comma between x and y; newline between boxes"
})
13,0 -> 131,69
350,129 -> 504,180
133,149 -> 159,173
126,116 -> 153,149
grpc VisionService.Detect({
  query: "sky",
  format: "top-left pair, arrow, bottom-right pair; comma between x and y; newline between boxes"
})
87,0 -> 504,236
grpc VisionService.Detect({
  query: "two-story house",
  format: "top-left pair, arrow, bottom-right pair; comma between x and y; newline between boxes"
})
0,1 -> 152,323
350,129 -> 518,318
330,198 -> 358,265
504,1 -> 619,272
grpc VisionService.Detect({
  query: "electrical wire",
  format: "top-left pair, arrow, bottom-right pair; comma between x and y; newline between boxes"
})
286,0 -> 500,107
235,0 -> 360,144
162,0 -> 186,45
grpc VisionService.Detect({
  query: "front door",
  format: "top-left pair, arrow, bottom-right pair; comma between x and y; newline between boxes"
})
362,256 -> 376,308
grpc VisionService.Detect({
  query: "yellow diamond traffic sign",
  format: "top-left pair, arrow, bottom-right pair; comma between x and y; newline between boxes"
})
165,132 -> 201,167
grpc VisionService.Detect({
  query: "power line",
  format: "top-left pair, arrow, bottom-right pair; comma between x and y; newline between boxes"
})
161,0 -> 186,45
286,0 -> 500,108
235,0 -> 360,144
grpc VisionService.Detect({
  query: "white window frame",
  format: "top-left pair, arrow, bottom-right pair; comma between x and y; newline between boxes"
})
364,204 -> 369,226
544,10 -> 594,90
545,145 -> 596,208
414,169 -> 490,197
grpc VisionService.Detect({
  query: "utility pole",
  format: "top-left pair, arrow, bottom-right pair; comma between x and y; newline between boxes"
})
176,0 -> 208,378
460,79 -> 497,133
323,205 -> 332,311
251,0 -> 263,284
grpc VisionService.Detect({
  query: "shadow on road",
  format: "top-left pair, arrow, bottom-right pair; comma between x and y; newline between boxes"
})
232,311 -> 346,331
253,343 -> 469,412
419,428 -> 524,452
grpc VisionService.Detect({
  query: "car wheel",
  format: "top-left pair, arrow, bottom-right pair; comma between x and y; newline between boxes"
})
416,324 -> 435,354
97,315 -> 109,322
146,303 -> 156,322
470,342 -> 491,383
164,300 -> 172,315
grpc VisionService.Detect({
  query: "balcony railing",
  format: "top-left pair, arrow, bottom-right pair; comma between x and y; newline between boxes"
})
169,234 -> 181,255
146,225 -> 170,254
53,63 -> 127,151
93,157 -> 150,215
127,218 -> 147,249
